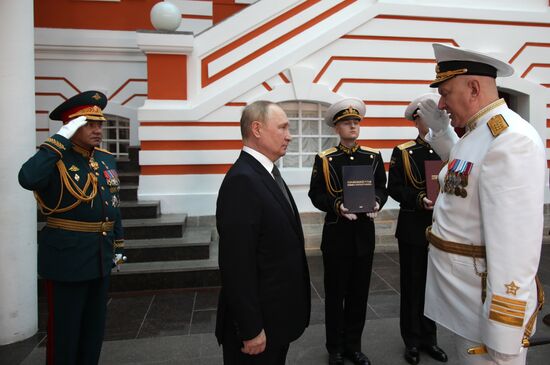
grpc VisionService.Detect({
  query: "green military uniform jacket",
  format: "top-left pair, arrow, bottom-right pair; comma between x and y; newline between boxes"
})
19,134 -> 124,281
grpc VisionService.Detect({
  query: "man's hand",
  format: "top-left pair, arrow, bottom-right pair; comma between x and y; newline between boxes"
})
417,98 -> 450,133
366,201 -> 380,219
339,204 -> 358,221
242,329 -> 266,355
57,116 -> 87,139
422,197 -> 434,210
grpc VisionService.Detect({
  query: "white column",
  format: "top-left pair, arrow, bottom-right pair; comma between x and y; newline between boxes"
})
0,0 -> 38,345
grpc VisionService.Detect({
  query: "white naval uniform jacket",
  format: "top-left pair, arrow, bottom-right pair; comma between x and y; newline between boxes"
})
424,99 -> 546,355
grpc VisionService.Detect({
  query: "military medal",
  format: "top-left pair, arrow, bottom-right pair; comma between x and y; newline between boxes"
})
101,161 -> 110,170
89,157 -> 99,171
112,195 -> 120,208
74,173 -> 80,182
444,159 -> 473,198
69,165 -> 80,172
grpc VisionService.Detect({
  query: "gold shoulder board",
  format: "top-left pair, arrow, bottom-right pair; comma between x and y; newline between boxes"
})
360,146 -> 379,154
318,147 -> 337,157
487,115 -> 508,137
397,140 -> 416,150
94,147 -> 113,155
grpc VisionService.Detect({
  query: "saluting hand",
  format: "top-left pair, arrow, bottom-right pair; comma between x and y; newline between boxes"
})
417,98 -> 450,134
242,329 -> 266,355
57,116 -> 88,139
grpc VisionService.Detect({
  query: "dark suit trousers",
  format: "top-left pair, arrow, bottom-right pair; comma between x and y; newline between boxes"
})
45,277 -> 110,365
322,249 -> 374,354
398,241 -> 436,347
221,323 -> 289,365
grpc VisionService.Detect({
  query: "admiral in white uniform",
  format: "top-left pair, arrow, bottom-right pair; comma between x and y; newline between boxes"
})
419,44 -> 546,365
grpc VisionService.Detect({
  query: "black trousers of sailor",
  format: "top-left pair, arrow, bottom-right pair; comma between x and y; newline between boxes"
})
323,243 -> 375,354
45,276 -> 110,365
398,241 -> 436,347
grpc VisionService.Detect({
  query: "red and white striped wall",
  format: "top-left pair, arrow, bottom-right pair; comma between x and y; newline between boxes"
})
30,0 -> 550,216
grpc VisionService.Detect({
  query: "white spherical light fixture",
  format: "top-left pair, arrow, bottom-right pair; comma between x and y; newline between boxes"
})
150,2 -> 182,32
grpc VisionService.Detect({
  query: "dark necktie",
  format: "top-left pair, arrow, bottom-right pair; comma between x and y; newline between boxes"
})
272,165 -> 293,209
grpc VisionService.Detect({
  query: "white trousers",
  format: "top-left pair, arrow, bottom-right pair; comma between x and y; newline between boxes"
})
455,336 -> 527,365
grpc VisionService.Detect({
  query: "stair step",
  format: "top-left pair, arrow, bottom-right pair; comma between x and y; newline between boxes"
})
119,184 -> 138,202
116,157 -> 139,173
120,200 -> 159,219
110,240 -> 219,291
124,227 -> 212,262
123,214 -> 188,239
118,171 -> 139,185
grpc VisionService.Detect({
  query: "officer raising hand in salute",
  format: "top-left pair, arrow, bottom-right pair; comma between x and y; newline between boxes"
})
19,91 -> 124,365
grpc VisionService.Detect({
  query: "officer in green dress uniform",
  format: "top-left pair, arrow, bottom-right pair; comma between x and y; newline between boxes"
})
387,93 -> 447,365
308,97 -> 388,365
18,91 -> 125,365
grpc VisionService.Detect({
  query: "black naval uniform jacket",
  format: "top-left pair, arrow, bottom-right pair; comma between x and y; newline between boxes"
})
388,137 -> 441,245
308,144 -> 388,257
19,134 -> 124,282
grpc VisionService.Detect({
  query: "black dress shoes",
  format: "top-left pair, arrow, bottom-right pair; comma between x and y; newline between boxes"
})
343,351 -> 371,365
420,345 -> 448,362
328,352 -> 344,365
404,347 -> 420,365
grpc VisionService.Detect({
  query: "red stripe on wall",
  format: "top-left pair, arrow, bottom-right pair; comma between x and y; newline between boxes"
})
361,118 -> 411,127
279,72 -> 291,84
35,76 -> 80,93
375,14 -> 550,28
520,63 -> 550,78
509,42 -> 550,63
225,102 -> 247,107
141,164 -> 232,175
333,78 -> 431,92
314,56 -> 434,83
202,0 -> 356,86
357,139 -> 410,148
341,35 -> 459,46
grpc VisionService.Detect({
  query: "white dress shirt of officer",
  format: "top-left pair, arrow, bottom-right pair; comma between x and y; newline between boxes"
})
418,44 -> 546,365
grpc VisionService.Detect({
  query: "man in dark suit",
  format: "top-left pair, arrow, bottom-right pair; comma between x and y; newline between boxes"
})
309,97 -> 388,365
388,93 -> 447,365
215,100 -> 311,364
18,91 -> 125,365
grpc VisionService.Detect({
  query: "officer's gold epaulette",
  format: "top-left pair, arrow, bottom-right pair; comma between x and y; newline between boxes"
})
397,140 -> 416,150
487,115 -> 508,137
318,147 -> 337,157
94,147 -> 113,155
359,146 -> 379,154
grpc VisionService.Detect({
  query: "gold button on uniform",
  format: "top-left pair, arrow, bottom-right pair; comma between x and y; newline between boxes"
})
105,201 -> 108,206
102,232 -> 107,236
350,156 -> 354,160
101,186 -> 105,191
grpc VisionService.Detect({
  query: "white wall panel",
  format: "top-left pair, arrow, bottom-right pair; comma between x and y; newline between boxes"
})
139,126 -> 242,141
139,150 -> 241,165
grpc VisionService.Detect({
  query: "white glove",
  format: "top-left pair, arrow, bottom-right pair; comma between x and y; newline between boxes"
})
366,201 -> 380,219
339,203 -> 358,221
57,116 -> 87,139
417,98 -> 450,134
112,254 -> 127,272
487,346 -> 518,363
